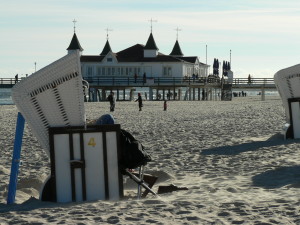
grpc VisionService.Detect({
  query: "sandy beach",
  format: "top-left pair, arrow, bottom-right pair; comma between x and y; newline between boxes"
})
1,96 -> 300,224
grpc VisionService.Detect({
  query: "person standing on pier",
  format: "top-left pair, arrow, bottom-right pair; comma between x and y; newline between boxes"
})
134,73 -> 137,83
143,73 -> 146,84
135,93 -> 143,111
14,74 -> 18,84
248,74 -> 252,85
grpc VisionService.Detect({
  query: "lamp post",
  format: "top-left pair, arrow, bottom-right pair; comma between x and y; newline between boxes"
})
206,44 -> 207,65
230,49 -> 232,67
198,43 -> 208,75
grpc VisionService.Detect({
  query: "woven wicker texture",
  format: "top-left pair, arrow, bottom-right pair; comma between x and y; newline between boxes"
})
274,64 -> 300,122
12,51 -> 86,155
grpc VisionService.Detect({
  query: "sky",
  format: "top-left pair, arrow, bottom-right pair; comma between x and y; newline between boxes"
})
1,0 -> 300,78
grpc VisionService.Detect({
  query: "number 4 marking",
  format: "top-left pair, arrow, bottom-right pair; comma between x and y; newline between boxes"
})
88,137 -> 96,147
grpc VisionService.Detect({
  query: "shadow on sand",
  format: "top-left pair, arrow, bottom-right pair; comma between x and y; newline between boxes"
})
0,197 -> 57,213
200,133 -> 298,156
252,165 -> 300,189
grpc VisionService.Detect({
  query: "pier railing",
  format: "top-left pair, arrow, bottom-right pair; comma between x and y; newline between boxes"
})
232,78 -> 274,85
0,78 -> 19,88
83,76 -> 222,87
0,76 -> 276,88
83,76 -> 276,87
0,78 -> 18,85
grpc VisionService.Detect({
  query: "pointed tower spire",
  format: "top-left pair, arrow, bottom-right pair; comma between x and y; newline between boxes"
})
100,40 -> 112,56
67,19 -> 83,54
100,28 -> 113,56
144,33 -> 159,58
144,19 -> 158,58
170,28 -> 183,57
170,40 -> 183,57
67,33 -> 83,51
144,33 -> 159,50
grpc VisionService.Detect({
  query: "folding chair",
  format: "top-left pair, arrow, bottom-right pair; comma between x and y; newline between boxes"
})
124,166 -> 157,199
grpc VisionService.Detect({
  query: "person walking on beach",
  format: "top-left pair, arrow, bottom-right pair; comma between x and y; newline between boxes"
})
107,91 -> 116,112
135,93 -> 143,111
163,100 -> 167,111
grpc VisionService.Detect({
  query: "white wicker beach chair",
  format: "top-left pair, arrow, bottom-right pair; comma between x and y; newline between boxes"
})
274,64 -> 300,138
12,51 -> 86,156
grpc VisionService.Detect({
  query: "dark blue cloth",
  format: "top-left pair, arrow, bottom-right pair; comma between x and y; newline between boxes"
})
95,114 -> 115,125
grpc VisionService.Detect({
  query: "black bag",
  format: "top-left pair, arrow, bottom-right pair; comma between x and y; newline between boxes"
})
120,129 -> 152,169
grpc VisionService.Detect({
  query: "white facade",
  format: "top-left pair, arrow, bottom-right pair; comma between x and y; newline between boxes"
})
81,55 -> 208,78
81,60 -> 207,78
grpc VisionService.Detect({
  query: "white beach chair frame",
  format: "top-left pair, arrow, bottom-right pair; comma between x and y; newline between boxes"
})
40,125 -> 124,203
274,64 -> 300,139
274,64 -> 300,122
12,51 -> 86,155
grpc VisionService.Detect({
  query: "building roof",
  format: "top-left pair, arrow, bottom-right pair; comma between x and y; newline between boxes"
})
117,44 -> 185,62
100,40 -> 112,55
170,40 -> 183,56
116,44 -> 144,62
144,33 -> 159,50
81,55 -> 105,62
80,44 -> 190,63
176,56 -> 198,64
67,33 -> 83,51
176,57 -> 209,66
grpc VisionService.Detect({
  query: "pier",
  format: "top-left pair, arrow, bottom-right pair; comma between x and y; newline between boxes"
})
0,76 -> 277,101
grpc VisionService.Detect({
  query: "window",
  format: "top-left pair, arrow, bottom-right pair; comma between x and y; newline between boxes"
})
107,58 -> 113,62
97,67 -> 101,76
87,66 -> 93,76
168,67 -> 172,76
186,67 -> 193,76
163,66 -> 172,76
102,68 -> 105,75
107,67 -> 111,75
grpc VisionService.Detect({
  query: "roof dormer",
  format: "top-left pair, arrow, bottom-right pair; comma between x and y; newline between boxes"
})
103,51 -> 118,63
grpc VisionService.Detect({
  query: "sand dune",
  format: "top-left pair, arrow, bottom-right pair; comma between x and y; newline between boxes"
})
1,96 -> 300,224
